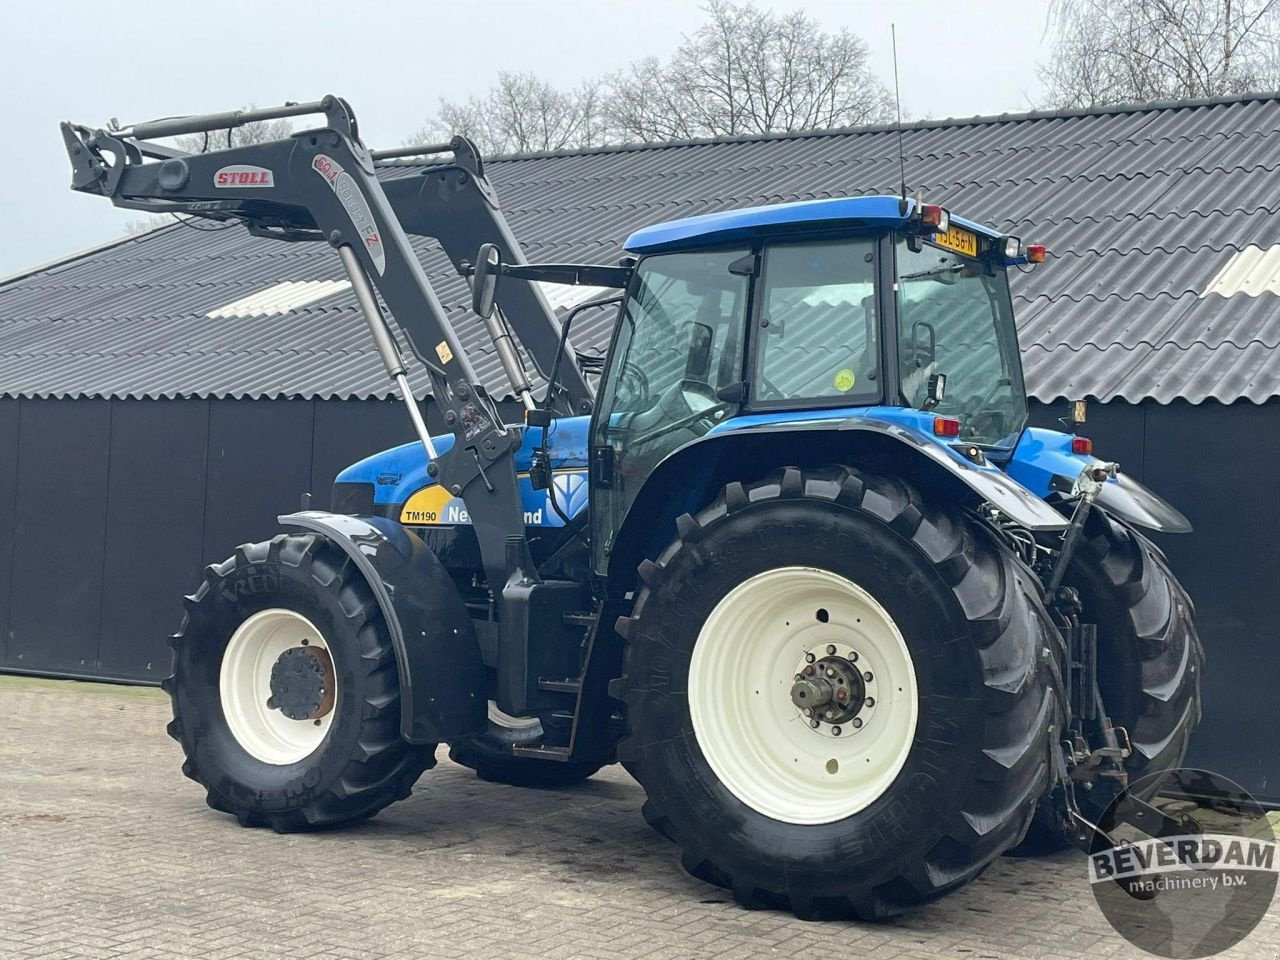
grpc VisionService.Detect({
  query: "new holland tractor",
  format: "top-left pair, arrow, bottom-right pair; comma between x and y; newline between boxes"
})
62,97 -> 1202,919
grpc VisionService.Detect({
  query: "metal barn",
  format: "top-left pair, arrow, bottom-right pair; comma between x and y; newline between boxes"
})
2,93 -> 1278,800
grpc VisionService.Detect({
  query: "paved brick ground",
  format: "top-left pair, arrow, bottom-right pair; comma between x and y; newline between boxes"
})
0,676 -> 1276,960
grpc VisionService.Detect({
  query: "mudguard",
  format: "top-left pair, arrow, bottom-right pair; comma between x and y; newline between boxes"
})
278,510 -> 487,744
1007,427 -> 1191,534
704,412 -> 1069,531
833,417 -> 1069,531
609,412 -> 1068,580
1094,472 -> 1192,533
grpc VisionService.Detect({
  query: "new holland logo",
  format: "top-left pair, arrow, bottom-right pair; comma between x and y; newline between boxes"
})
311,153 -> 387,276
213,165 -> 274,188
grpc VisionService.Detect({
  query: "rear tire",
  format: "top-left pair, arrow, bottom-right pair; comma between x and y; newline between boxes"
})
1078,512 -> 1202,786
449,704 -> 603,787
165,534 -> 436,831
612,466 -> 1065,919
1015,509 -> 1203,852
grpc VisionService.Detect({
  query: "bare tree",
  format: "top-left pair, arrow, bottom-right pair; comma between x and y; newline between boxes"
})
411,72 -> 606,154
124,216 -> 171,236
415,3 -> 892,152
1043,0 -> 1280,107
605,0 -> 894,141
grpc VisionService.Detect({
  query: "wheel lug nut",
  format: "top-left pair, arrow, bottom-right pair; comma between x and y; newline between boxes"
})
803,708 -> 812,717
805,653 -> 816,663
849,651 -> 858,662
864,697 -> 875,707
825,668 -> 836,678
266,697 -> 276,709
831,726 -> 842,736
804,665 -> 815,676
826,644 -> 836,655
863,671 -> 873,683
810,719 -> 820,728
852,717 -> 863,729
825,709 -> 835,720
835,689 -> 847,701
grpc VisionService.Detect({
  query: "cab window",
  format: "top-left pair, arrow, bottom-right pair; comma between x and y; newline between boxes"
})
753,239 -> 879,404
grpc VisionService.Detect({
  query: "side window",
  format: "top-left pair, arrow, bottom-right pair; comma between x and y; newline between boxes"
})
755,239 -> 879,403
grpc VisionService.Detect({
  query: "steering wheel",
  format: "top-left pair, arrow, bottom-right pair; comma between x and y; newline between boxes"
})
631,380 -> 731,447
617,361 -> 650,408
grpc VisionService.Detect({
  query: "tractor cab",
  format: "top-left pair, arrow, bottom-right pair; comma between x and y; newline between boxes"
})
589,196 -> 1048,566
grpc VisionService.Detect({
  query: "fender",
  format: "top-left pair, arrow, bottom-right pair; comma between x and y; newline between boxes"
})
278,510 -> 487,743
705,413 -> 1069,530
1007,427 -> 1191,533
1094,472 -> 1191,533
608,412 -> 1068,585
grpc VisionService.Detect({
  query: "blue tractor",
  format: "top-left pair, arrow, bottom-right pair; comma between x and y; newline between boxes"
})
64,97 -> 1201,919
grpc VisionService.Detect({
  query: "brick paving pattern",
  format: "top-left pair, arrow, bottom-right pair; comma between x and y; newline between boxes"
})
1,676 -> 1276,959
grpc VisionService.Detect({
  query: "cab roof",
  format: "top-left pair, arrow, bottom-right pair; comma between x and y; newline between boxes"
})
623,195 -> 1002,255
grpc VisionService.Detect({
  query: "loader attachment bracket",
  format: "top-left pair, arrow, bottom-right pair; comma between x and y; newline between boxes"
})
279,510 -> 487,744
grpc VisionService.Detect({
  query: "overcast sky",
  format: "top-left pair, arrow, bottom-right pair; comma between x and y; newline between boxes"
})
0,0 -> 1054,277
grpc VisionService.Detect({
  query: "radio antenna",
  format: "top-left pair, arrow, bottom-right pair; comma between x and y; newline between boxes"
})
891,23 -> 908,215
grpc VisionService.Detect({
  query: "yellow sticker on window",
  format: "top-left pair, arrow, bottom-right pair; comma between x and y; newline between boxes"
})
834,368 -> 856,392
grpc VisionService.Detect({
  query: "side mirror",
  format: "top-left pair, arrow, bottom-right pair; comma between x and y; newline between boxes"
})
924,373 -> 946,411
910,320 -> 936,368
471,242 -> 501,319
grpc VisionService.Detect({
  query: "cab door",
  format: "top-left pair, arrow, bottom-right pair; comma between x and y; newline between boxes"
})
588,247 -> 751,573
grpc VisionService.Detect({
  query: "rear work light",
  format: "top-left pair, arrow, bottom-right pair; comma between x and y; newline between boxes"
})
1002,236 -> 1022,259
920,203 -> 950,234
1026,243 -> 1047,264
933,416 -> 961,438
1072,436 -> 1093,455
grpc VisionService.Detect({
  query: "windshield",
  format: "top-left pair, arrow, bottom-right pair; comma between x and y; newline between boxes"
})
896,238 -> 1027,448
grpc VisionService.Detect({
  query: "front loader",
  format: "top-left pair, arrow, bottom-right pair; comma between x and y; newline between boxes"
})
62,97 -> 1202,919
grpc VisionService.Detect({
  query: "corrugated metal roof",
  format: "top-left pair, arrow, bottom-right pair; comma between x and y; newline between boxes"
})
6,92 -> 1280,404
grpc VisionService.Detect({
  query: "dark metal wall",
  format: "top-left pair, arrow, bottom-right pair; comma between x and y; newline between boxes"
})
1,396 -> 1274,801
0,397 -> 415,685
1029,399 -> 1280,804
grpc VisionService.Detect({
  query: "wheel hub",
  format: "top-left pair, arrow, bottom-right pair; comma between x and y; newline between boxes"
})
268,644 -> 335,722
790,645 -> 875,737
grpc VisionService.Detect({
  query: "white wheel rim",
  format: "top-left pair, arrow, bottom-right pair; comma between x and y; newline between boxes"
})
219,608 -> 337,765
688,566 -> 919,825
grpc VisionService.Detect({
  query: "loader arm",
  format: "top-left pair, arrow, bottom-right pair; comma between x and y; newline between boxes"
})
378,138 -> 594,416
61,96 -> 525,592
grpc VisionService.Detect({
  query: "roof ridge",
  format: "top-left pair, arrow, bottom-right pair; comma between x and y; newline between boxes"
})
0,221 -> 186,289
376,90 -> 1280,167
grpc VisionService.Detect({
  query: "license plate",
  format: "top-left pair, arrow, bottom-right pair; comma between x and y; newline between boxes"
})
931,225 -> 978,258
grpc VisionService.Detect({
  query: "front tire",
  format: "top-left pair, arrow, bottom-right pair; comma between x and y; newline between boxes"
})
165,534 -> 436,831
613,466 -> 1065,919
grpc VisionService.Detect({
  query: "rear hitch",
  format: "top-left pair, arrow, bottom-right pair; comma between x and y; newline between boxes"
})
1054,729 -> 1203,901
